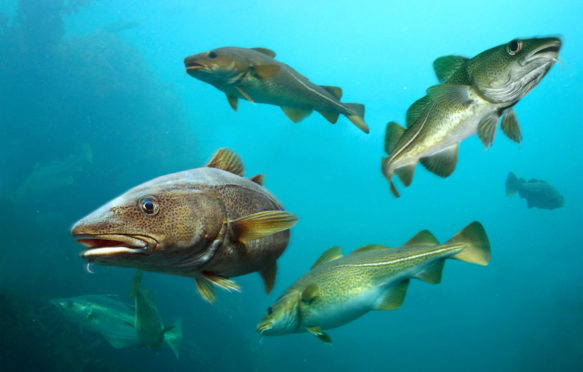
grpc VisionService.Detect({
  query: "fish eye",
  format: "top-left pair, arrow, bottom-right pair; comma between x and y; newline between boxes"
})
267,306 -> 273,315
507,39 -> 523,56
208,51 -> 217,59
139,197 -> 159,216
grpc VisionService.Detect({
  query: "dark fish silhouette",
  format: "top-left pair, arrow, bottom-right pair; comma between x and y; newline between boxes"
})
506,172 -> 564,210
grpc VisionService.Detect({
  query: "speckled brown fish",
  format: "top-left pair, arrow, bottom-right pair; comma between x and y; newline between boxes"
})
184,47 -> 369,133
71,149 -> 298,303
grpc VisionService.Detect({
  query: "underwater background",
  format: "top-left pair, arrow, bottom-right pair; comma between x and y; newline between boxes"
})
1,0 -> 582,371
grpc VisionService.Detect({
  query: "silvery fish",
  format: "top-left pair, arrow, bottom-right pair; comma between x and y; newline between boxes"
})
257,222 -> 490,343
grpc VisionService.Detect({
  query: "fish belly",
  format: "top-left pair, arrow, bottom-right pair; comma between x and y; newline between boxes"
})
302,289 -> 380,331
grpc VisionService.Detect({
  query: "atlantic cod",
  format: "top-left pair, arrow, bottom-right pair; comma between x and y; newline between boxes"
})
506,172 -> 564,210
71,148 -> 298,303
382,37 -> 562,197
257,222 -> 490,343
184,47 -> 369,133
52,285 -> 182,358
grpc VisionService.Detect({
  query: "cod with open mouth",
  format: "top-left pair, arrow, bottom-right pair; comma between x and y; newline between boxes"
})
381,37 -> 562,197
71,148 -> 297,303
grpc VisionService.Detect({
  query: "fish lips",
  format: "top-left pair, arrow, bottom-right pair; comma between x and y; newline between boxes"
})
184,58 -> 209,75
521,38 -> 562,66
73,233 -> 154,259
256,320 -> 273,335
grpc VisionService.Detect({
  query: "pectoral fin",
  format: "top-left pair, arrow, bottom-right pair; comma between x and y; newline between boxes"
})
433,55 -> 469,83
311,246 -> 343,269
419,144 -> 459,178
251,64 -> 281,79
259,261 -> 277,295
206,148 -> 244,176
230,211 -> 298,242
414,260 -> 445,284
306,327 -> 332,344
375,279 -> 410,311
426,84 -> 472,106
301,284 -> 320,304
226,93 -> 238,111
501,108 -> 522,144
477,115 -> 499,148
282,106 -> 312,123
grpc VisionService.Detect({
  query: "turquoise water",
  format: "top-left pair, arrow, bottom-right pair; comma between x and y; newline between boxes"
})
1,0 -> 582,370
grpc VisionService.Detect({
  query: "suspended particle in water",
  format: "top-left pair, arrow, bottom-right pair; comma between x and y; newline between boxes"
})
85,262 -> 95,274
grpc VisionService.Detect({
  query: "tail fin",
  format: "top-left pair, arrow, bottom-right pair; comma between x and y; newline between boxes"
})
381,157 -> 400,198
164,318 -> 183,359
129,270 -> 143,297
447,222 -> 490,266
343,103 -> 369,133
506,172 -> 519,196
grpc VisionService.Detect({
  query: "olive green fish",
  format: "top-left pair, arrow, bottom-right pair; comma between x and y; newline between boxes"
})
257,222 -> 490,343
71,148 -> 298,303
184,47 -> 368,133
382,37 -> 561,197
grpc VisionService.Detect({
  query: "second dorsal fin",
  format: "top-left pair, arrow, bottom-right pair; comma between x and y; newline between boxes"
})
206,148 -> 244,176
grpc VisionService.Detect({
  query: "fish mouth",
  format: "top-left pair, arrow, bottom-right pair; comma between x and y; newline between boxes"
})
75,234 -> 154,258
522,39 -> 562,66
185,62 -> 204,71
256,321 -> 273,334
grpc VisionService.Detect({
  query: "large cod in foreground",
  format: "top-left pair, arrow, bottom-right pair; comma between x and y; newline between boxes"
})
257,222 -> 490,343
71,149 -> 297,303
382,37 -> 561,197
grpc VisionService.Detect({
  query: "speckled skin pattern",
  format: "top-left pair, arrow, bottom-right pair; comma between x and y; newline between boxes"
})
263,243 -> 464,334
72,167 -> 290,279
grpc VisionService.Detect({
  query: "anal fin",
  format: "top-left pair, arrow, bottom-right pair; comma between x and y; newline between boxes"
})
395,164 -> 415,187
414,260 -> 445,284
281,106 -> 312,123
375,279 -> 410,310
317,110 -> 340,124
419,144 -> 459,178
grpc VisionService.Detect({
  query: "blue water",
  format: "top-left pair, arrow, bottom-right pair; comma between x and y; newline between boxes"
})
1,0 -> 582,370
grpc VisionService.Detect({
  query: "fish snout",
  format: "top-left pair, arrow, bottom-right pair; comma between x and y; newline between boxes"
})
184,56 -> 206,73
256,321 -> 273,334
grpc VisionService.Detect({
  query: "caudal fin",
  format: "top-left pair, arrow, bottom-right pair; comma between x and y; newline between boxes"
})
164,318 -> 183,359
506,172 -> 519,196
343,103 -> 369,133
447,222 -> 490,266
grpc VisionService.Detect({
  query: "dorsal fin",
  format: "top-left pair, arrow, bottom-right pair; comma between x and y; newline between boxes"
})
206,148 -> 244,176
251,47 -> 276,58
433,55 -> 468,83
403,230 -> 439,247
311,246 -> 343,269
406,96 -> 431,128
250,174 -> 264,185
320,85 -> 343,100
349,244 -> 390,255
384,121 -> 406,155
